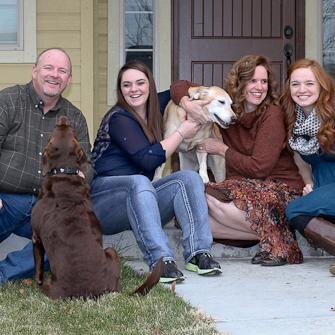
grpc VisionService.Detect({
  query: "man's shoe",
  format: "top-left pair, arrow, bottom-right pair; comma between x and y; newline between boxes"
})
330,263 -> 335,275
159,260 -> 185,283
185,253 -> 222,275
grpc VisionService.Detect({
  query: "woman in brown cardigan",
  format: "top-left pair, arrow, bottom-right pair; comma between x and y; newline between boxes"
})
170,55 -> 304,266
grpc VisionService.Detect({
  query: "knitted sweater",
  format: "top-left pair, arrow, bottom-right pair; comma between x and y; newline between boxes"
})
170,80 -> 304,190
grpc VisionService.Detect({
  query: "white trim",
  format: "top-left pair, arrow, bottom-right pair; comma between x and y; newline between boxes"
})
119,0 -> 124,72
107,0 -> 122,106
0,0 -> 36,63
305,0 -> 323,62
154,0 -> 171,91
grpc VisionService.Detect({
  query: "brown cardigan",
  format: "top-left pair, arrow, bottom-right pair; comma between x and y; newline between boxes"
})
170,80 -> 304,190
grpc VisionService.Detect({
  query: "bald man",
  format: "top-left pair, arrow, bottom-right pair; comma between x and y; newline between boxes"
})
0,48 -> 92,285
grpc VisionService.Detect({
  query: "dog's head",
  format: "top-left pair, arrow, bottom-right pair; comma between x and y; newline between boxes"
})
42,116 -> 87,175
188,86 -> 236,128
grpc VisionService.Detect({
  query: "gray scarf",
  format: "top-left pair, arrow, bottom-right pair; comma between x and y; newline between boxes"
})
288,105 -> 321,155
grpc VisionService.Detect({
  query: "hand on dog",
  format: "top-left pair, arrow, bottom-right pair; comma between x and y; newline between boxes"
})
180,97 -> 211,124
197,138 -> 228,157
178,119 -> 202,139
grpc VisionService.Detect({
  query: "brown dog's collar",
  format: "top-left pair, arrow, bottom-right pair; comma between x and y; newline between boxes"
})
47,168 -> 80,176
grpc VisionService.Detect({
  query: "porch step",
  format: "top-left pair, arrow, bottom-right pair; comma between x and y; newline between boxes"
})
0,224 -> 329,263
103,222 -> 329,261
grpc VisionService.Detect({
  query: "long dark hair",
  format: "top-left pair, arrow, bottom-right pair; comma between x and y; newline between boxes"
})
115,60 -> 162,142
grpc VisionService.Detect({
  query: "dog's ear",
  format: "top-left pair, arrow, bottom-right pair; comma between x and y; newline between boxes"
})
74,141 -> 87,167
188,86 -> 209,100
41,147 -> 50,176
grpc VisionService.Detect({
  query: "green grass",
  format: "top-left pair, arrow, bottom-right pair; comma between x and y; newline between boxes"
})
0,261 -> 220,335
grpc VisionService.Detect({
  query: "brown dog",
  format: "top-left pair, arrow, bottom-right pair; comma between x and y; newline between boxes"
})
154,86 -> 236,183
31,116 -> 162,299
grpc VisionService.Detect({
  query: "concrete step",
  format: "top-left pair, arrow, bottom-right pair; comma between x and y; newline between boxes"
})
103,222 -> 329,261
0,224 -> 329,263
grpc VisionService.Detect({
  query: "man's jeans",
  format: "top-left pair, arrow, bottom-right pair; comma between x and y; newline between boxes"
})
91,170 -> 213,268
0,193 -> 38,283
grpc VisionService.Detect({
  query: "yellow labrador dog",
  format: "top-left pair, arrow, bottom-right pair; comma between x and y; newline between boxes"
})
154,86 -> 236,183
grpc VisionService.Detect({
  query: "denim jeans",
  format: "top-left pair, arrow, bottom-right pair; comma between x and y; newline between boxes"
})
0,193 -> 39,283
91,170 -> 213,268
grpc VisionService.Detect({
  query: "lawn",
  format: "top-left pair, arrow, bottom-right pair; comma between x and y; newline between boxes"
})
0,261 -> 220,335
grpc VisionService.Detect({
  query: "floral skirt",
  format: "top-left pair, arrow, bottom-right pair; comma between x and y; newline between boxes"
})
206,178 -> 303,264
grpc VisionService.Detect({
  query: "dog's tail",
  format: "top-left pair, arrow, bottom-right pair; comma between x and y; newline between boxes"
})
132,258 -> 164,296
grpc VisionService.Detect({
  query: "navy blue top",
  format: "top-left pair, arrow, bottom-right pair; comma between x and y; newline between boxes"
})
92,106 -> 166,180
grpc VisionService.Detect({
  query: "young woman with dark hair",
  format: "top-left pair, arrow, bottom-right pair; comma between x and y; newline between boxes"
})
90,60 -> 222,283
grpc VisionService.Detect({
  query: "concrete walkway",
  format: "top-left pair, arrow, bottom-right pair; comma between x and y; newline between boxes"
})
113,226 -> 335,335
1,232 -> 335,335
128,257 -> 335,335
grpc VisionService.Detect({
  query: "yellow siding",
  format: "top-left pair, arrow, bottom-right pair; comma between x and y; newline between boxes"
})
0,0 -> 95,140
36,0 -> 82,108
37,0 -> 81,13
38,14 -> 81,31
0,65 -> 32,86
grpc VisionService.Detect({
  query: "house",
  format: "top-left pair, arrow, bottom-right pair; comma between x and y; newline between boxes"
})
0,0 -> 333,143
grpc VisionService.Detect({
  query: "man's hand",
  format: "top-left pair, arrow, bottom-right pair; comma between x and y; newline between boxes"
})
179,96 -> 211,124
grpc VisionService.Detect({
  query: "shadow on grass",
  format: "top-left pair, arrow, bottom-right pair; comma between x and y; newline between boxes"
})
0,261 -> 221,335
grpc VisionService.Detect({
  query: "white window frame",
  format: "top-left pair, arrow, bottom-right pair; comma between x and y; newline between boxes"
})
0,0 -> 36,63
107,0 -> 171,105
123,1 -> 154,69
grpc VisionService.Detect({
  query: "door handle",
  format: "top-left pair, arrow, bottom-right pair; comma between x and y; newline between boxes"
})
284,25 -> 294,39
284,44 -> 293,66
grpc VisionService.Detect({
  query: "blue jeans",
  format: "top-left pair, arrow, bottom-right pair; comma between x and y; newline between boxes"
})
91,170 -> 213,268
286,183 -> 335,221
0,193 -> 39,283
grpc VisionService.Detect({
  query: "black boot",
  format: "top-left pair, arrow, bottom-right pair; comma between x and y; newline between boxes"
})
304,218 -> 335,255
290,215 -> 313,236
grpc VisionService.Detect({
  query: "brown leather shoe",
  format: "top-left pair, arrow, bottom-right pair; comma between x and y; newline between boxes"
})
251,251 -> 269,264
260,255 -> 287,267
304,218 -> 335,255
330,264 -> 335,276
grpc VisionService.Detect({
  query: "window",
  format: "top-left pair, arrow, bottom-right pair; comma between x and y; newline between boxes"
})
0,0 -> 22,50
107,0 -> 171,105
323,0 -> 335,78
124,0 -> 153,70
0,0 -> 36,63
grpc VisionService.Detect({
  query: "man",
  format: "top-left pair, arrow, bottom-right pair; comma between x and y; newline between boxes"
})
0,48 -> 92,284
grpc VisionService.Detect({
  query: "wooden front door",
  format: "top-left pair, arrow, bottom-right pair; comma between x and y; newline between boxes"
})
172,0 -> 305,89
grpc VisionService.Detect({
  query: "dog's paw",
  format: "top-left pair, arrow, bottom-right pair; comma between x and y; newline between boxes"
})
199,172 -> 210,184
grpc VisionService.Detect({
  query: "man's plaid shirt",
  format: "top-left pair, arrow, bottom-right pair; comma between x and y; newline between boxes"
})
0,81 -> 93,195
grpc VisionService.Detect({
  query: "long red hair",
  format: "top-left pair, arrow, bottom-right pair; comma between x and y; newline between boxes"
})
280,58 -> 335,152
